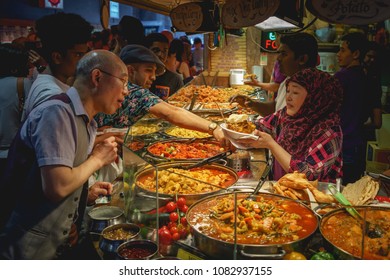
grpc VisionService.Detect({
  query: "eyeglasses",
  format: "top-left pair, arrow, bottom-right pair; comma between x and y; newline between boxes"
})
97,68 -> 128,90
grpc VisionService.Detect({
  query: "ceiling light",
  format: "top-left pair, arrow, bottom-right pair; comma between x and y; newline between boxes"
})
255,16 -> 300,31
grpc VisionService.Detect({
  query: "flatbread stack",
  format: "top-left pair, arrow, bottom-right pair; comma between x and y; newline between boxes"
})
341,175 -> 380,205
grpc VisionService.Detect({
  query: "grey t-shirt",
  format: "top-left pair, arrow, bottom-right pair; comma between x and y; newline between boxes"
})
150,69 -> 183,100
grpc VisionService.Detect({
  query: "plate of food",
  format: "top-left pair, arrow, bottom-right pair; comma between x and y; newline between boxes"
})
220,114 -> 257,149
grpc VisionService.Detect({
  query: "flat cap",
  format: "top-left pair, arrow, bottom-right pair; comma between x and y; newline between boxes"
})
120,44 -> 165,76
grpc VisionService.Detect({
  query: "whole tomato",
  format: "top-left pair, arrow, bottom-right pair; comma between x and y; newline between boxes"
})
176,197 -> 186,210
158,228 -> 172,245
165,201 -> 177,212
169,226 -> 179,234
169,212 -> 179,222
180,204 -> 188,213
172,232 -> 181,241
167,221 -> 177,229
179,227 -> 188,239
180,216 -> 188,226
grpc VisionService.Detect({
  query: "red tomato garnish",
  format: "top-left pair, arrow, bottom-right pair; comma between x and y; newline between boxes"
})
180,204 -> 188,213
172,232 -> 181,241
165,201 -> 177,212
180,216 -> 188,226
169,212 -> 179,222
167,221 -> 177,229
158,228 -> 172,245
176,197 -> 186,209
170,226 -> 179,234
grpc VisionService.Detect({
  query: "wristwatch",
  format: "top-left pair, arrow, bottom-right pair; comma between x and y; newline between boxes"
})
208,122 -> 218,135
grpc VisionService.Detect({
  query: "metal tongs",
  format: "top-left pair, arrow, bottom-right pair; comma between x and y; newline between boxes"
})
246,156 -> 273,201
188,92 -> 199,111
180,150 -> 233,170
328,184 -> 384,239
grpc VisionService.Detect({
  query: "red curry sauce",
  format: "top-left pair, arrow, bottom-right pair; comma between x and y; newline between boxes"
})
187,193 -> 318,245
321,208 -> 390,260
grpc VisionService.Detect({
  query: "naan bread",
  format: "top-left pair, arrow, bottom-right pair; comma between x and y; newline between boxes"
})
341,176 -> 380,205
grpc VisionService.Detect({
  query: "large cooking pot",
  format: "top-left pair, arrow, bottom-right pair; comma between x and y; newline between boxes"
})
134,161 -> 238,206
186,192 -> 318,259
320,206 -> 390,260
145,139 -> 225,163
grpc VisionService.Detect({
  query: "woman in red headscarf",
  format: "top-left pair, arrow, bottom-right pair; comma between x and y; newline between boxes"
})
239,68 -> 343,182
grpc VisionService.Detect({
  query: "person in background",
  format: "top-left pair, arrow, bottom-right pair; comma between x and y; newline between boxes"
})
170,38 -> 192,83
165,42 -> 178,73
161,29 -> 174,44
244,60 -> 287,102
362,41 -> 383,172
22,12 -> 93,120
192,37 -> 204,75
0,50 -> 128,259
109,25 -> 120,52
230,33 -> 318,117
0,43 -> 32,177
363,41 -> 383,136
237,68 -> 343,182
113,15 -> 145,55
144,33 -> 183,100
95,45 -> 227,145
335,32 -> 368,184
12,37 -> 46,77
100,29 -> 111,50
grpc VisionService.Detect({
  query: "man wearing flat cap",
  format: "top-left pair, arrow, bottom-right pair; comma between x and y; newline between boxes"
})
95,44 -> 228,145
120,44 -> 166,88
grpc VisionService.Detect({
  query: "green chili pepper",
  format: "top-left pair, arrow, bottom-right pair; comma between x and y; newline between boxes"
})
311,251 -> 335,260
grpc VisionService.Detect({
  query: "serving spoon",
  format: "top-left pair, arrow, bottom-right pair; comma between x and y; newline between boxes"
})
328,185 -> 383,239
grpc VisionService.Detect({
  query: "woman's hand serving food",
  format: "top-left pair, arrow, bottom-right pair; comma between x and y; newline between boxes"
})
236,130 -> 292,172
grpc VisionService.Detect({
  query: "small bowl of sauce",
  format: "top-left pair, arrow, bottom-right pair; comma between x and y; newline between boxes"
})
117,239 -> 158,260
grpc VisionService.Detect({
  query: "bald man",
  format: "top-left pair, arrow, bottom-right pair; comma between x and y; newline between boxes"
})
0,50 -> 128,260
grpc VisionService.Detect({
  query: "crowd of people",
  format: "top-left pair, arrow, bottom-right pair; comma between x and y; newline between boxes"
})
0,11 -> 386,260
0,13 -> 211,260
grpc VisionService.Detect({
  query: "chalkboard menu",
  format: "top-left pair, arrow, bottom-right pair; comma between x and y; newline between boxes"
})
222,0 -> 280,28
170,2 -> 219,32
306,0 -> 390,25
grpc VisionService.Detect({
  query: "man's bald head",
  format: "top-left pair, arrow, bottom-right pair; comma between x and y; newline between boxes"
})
75,50 -> 124,81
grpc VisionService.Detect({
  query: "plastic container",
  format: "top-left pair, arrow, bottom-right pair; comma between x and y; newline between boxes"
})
229,69 -> 246,86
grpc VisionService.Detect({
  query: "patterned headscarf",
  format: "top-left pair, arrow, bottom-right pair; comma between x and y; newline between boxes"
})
278,68 -> 343,158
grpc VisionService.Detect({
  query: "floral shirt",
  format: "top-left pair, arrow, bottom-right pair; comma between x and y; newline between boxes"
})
95,82 -> 162,128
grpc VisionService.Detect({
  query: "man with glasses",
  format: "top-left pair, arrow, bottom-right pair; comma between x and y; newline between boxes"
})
95,44 -> 228,145
144,32 -> 183,100
0,50 -> 128,259
22,12 -> 93,120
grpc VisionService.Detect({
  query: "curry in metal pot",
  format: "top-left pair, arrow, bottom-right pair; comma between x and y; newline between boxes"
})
321,208 -> 390,259
147,140 -> 224,159
137,167 -> 236,195
187,193 -> 318,245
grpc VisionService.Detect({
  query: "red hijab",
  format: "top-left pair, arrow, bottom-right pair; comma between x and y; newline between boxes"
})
278,68 -> 343,158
